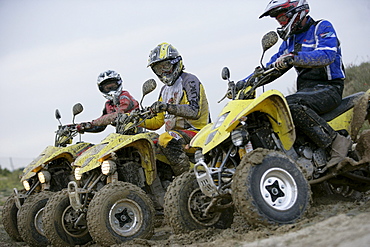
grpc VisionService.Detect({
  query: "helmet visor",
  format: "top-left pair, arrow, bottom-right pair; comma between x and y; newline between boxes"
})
152,60 -> 173,77
100,79 -> 120,94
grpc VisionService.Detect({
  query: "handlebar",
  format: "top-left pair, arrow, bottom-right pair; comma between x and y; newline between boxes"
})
55,124 -> 79,147
225,65 -> 283,101
115,107 -> 153,135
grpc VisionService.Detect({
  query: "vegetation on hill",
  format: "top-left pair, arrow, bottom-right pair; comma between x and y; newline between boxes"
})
344,62 -> 370,132
343,62 -> 370,97
0,167 -> 23,205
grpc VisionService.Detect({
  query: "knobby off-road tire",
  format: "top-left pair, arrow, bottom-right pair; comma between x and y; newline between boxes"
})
87,181 -> 155,246
2,192 -> 24,241
17,191 -> 53,247
232,149 -> 310,226
42,189 -> 92,247
164,171 -> 234,234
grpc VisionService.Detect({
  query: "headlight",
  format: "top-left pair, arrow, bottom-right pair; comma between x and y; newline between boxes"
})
213,112 -> 230,129
101,160 -> 116,175
205,112 -> 230,145
38,171 -> 51,184
23,180 -> 31,191
231,128 -> 249,147
194,149 -> 204,163
74,167 -> 82,181
205,131 -> 217,146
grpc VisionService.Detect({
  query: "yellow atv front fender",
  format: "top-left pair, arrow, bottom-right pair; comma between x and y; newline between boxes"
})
190,123 -> 213,148
227,89 -> 295,150
21,146 -> 59,181
78,132 -> 158,185
191,90 -> 295,154
21,142 -> 92,182
98,133 -> 157,185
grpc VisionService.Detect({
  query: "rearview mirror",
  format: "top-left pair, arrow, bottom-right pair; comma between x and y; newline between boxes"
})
261,31 -> 278,52
142,79 -> 157,96
72,103 -> 84,116
260,31 -> 279,69
221,67 -> 230,81
140,79 -> 157,108
55,109 -> 61,120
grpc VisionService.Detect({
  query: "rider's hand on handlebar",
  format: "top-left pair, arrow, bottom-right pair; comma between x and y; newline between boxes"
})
253,66 -> 265,77
76,122 -> 92,134
150,101 -> 168,114
274,53 -> 294,70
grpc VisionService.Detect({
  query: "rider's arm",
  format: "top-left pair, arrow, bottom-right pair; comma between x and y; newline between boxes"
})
140,111 -> 165,130
91,91 -> 139,127
83,106 -> 109,133
293,20 -> 338,68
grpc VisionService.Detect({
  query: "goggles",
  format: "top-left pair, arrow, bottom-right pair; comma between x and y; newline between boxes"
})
276,12 -> 289,26
152,60 -> 173,76
152,57 -> 181,76
100,80 -> 120,93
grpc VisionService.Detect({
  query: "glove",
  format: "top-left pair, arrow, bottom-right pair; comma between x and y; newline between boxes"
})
253,66 -> 265,77
274,53 -> 294,70
150,101 -> 168,114
76,122 -> 92,133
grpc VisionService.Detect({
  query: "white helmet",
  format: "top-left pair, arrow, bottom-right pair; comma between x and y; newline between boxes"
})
260,0 -> 310,40
97,70 -> 123,103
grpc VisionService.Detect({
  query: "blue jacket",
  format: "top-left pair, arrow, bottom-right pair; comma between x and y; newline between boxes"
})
247,17 -> 345,92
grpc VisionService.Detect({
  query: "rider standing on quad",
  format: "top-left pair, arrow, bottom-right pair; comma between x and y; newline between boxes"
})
143,42 -> 210,176
77,70 -> 139,132
244,0 -> 350,167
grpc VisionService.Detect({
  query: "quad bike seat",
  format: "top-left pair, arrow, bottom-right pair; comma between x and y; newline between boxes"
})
321,92 -> 364,122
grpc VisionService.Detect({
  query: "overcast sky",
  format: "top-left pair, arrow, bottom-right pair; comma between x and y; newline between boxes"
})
1,0 -> 370,170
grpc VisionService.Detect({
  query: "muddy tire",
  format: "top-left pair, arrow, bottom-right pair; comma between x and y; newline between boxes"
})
42,190 -> 92,247
2,192 -> 24,241
232,149 -> 310,226
164,171 -> 234,234
17,191 -> 53,247
87,181 -> 155,246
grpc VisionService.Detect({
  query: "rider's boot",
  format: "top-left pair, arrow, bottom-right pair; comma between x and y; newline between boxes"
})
327,133 -> 352,167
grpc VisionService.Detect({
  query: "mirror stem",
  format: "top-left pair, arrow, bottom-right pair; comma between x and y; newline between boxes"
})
260,51 -> 266,70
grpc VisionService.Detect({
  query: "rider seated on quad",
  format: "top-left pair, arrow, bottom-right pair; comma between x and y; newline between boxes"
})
141,42 -> 211,176
77,70 -> 139,133
243,0 -> 351,167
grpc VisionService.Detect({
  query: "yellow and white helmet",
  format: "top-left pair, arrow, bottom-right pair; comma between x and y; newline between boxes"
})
148,42 -> 184,86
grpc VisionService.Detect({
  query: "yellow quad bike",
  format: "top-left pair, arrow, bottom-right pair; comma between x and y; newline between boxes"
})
42,79 -> 177,247
164,31 -> 370,233
1,103 -> 93,247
